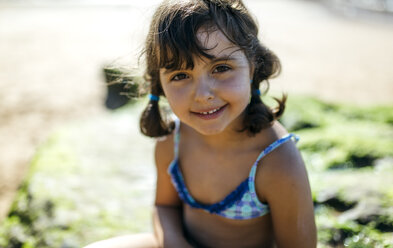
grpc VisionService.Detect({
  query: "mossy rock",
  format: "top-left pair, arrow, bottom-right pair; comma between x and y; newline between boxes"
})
317,217 -> 393,248
0,101 -> 155,248
312,166 -> 393,247
103,66 -> 148,109
279,95 -> 337,131
275,95 -> 393,170
279,95 -> 393,130
336,104 -> 393,125
103,66 -> 147,98
298,124 -> 393,170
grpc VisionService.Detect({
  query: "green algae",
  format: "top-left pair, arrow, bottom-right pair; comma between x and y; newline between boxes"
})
0,105 -> 155,248
277,95 -> 393,170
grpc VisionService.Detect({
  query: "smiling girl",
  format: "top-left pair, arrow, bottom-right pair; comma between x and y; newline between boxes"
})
85,0 -> 316,247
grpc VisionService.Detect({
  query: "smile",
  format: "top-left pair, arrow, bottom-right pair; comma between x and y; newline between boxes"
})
199,107 -> 221,115
191,105 -> 227,120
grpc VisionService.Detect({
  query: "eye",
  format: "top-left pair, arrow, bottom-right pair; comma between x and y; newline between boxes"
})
171,73 -> 189,81
213,65 -> 232,73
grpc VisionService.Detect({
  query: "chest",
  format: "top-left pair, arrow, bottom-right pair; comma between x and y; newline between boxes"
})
184,204 -> 275,248
178,144 -> 261,205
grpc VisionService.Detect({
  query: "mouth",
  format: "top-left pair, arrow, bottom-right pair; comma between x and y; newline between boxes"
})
191,104 -> 227,120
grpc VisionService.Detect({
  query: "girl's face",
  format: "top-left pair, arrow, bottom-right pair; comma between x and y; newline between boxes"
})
159,27 -> 252,136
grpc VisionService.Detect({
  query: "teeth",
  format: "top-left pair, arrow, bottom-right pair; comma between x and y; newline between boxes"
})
200,107 -> 220,115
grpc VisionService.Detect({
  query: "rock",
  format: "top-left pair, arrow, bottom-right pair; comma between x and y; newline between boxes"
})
316,188 -> 357,212
103,66 -> 147,110
339,201 -> 393,233
0,103 -> 156,248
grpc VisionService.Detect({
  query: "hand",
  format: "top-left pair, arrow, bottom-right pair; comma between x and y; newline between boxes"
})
164,239 -> 194,248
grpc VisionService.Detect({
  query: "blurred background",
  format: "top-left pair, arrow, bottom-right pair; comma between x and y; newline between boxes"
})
0,0 -> 392,247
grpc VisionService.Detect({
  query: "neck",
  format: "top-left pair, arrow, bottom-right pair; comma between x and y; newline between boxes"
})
183,120 -> 251,151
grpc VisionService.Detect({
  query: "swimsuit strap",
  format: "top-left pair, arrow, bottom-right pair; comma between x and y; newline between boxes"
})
249,133 -> 299,179
173,118 -> 181,158
247,133 -> 299,201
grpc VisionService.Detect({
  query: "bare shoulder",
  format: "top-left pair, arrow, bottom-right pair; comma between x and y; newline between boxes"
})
253,121 -> 311,202
257,133 -> 309,199
154,133 -> 175,170
264,135 -> 305,178
154,132 -> 182,206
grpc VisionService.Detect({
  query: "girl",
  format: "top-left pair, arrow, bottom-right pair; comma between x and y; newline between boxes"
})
86,0 -> 316,247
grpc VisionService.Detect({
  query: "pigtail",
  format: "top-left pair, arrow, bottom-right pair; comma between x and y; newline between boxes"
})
255,47 -> 287,121
139,75 -> 174,137
242,85 -> 286,135
271,94 -> 286,119
241,44 -> 287,135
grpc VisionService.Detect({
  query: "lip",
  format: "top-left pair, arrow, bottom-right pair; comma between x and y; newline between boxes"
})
191,104 -> 227,120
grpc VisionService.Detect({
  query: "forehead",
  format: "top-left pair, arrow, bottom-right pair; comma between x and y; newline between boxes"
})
155,23 -> 248,72
196,27 -> 243,59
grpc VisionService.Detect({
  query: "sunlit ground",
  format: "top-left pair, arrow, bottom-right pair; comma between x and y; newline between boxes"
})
0,0 -> 392,247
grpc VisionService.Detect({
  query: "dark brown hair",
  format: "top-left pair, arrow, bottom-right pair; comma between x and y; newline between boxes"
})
140,0 -> 285,137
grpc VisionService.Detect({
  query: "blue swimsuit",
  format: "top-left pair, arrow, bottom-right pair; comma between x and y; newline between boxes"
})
167,120 -> 299,220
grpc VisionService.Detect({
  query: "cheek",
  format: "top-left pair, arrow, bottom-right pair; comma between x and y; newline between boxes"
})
163,86 -> 190,111
220,77 -> 250,101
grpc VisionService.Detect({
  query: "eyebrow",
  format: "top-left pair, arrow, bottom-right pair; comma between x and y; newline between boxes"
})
161,55 -> 239,75
211,55 -> 239,63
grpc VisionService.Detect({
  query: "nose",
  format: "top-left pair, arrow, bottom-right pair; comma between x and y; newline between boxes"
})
194,75 -> 214,102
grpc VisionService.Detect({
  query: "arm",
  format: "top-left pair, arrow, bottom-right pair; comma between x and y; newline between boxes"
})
153,206 -> 192,248
258,141 -> 317,248
153,137 -> 193,248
